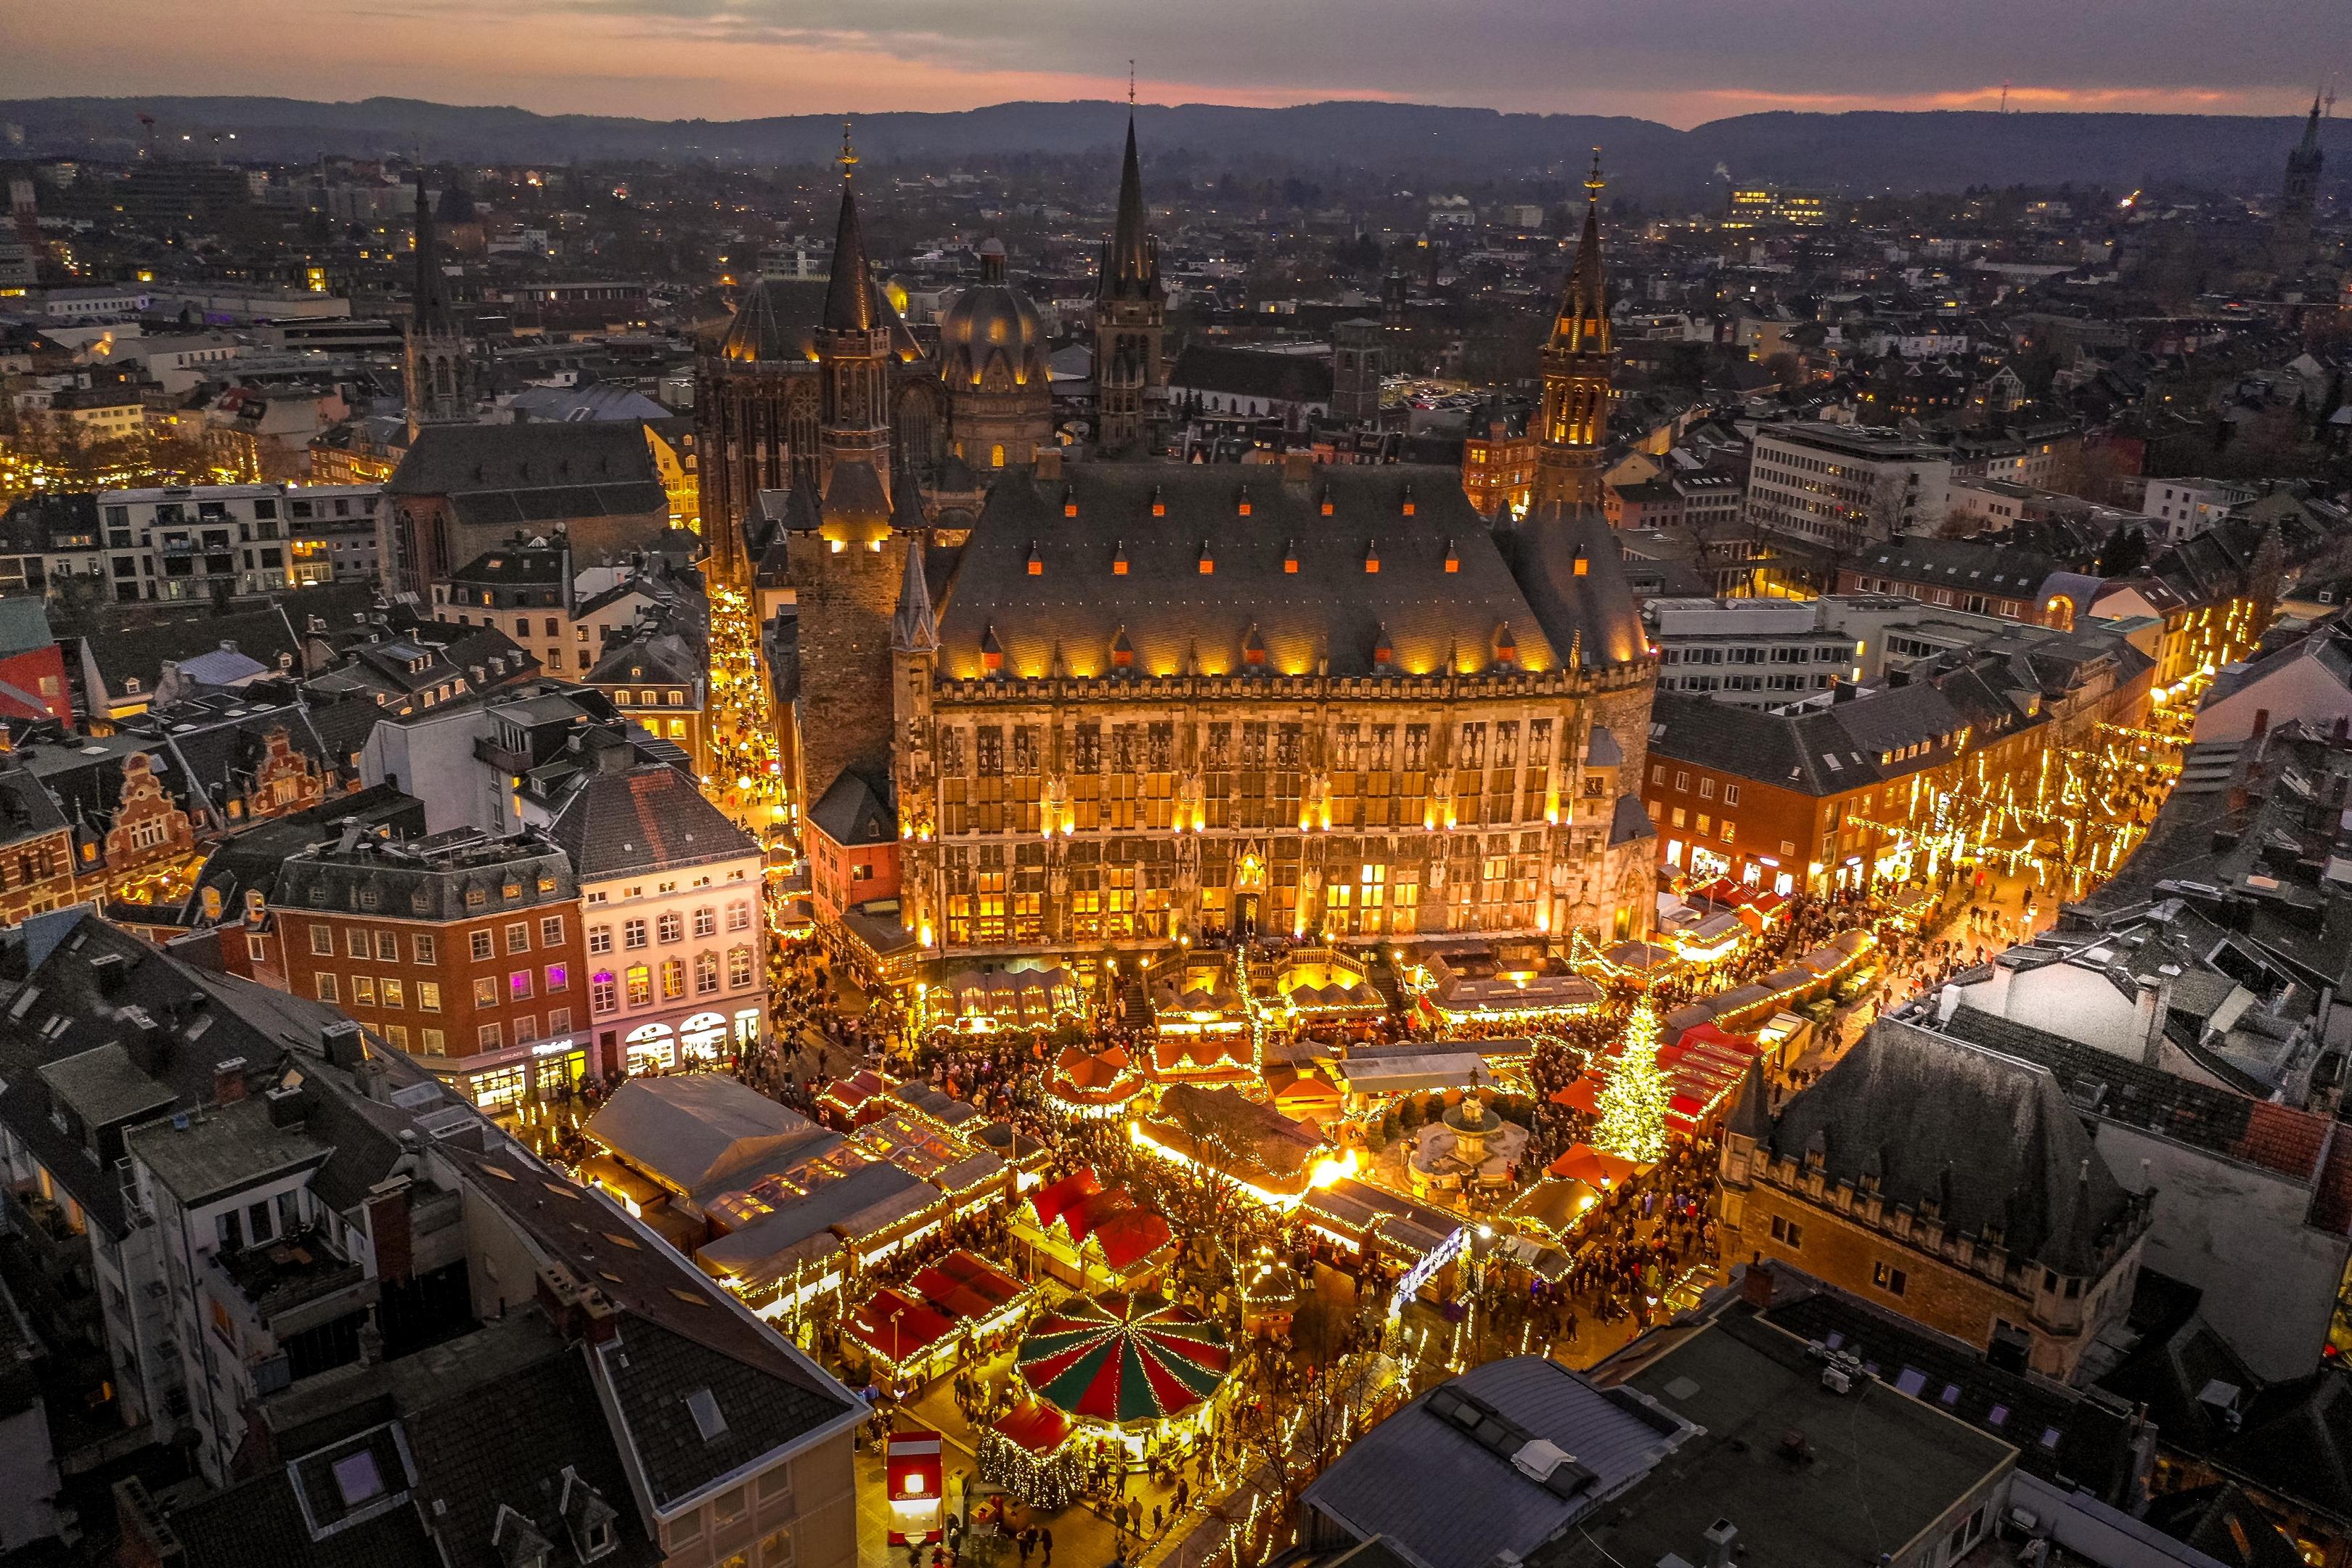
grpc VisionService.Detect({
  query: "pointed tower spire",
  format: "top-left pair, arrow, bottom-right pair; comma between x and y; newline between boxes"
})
824,121 -> 876,333
1102,107 -> 1155,301
1531,147 -> 1614,511
1554,150 -> 1609,353
411,170 -> 445,326
891,530 -> 939,656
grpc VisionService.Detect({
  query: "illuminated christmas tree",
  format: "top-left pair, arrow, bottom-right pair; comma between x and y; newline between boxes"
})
1593,1002 -> 1669,1164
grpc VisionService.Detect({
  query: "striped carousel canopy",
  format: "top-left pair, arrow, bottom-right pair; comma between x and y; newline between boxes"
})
1013,1291 -> 1230,1427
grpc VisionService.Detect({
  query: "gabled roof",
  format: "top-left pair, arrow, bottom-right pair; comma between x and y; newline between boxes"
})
387,420 -> 658,499
807,769 -> 895,849
544,756 -> 758,881
584,1076 -> 828,1196
937,465 -> 1588,682
1760,1019 -> 2138,1274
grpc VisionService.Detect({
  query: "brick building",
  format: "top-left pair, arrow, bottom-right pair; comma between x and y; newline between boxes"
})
1718,1020 -> 2152,1381
274,827 -> 587,1111
1641,685 -> 1975,895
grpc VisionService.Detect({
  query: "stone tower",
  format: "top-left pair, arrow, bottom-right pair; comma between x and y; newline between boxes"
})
1331,319 -> 1385,426
402,171 -> 475,438
816,131 -> 895,514
1094,108 -> 1164,455
2274,91 -> 2326,272
1532,152 -> 1614,513
784,131 -> 916,824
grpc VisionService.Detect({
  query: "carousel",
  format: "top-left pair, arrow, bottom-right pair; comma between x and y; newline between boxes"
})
1012,1291 -> 1232,1463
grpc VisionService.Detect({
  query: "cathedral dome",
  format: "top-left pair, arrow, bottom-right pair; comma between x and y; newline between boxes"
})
938,240 -> 1048,392
718,276 -> 921,367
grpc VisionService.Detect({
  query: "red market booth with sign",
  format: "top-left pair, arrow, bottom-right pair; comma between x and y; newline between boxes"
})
886,1430 -> 945,1545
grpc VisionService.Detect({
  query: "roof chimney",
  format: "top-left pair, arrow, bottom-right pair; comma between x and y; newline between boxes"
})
1033,448 -> 1062,480
213,1057 -> 248,1104
1704,1519 -> 1738,1568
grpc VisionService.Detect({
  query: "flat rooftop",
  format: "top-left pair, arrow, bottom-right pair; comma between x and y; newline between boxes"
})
126,1094 -> 331,1206
1548,1307 -> 2014,1568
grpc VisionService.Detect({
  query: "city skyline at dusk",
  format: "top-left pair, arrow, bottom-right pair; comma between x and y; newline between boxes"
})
0,0 -> 2344,128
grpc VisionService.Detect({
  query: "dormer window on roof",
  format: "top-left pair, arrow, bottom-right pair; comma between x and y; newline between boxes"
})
1236,486 -> 1251,518
1319,487 -> 1334,517
1151,486 -> 1165,518
1242,623 -> 1267,668
1198,542 -> 1214,575
1364,540 -> 1380,574
1026,542 -> 1043,576
1112,541 -> 1128,576
979,624 -> 1005,677
1283,540 -> 1299,575
1572,547 -> 1589,578
1372,624 -> 1394,668
1111,626 -> 1135,670
1401,483 -> 1416,517
1444,539 -> 1460,574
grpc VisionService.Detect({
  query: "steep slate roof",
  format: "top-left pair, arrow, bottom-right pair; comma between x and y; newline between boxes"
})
936,464 -> 1616,682
716,277 -> 922,366
1853,534 -> 2070,601
544,757 -> 758,881
1760,1019 -> 2137,1274
808,769 -> 895,849
396,1335 -> 656,1568
387,422 -> 665,526
1497,502 -> 1648,670
446,1141 -> 861,1511
2141,1485 -> 2308,1568
84,603 -> 301,696
1646,687 -> 1965,796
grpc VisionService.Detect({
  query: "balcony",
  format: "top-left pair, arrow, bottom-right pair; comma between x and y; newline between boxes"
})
474,735 -> 535,774
208,1226 -> 375,1340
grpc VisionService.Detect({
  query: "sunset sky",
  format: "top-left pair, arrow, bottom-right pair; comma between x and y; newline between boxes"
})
0,0 -> 2341,128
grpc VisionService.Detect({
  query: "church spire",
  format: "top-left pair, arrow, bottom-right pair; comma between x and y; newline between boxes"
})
1530,148 -> 1614,512
1101,105 -> 1155,301
412,170 -> 452,332
823,121 -> 877,332
1551,150 -> 1609,354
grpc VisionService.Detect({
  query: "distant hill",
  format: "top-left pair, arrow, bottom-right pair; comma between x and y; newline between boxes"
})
0,94 -> 2337,207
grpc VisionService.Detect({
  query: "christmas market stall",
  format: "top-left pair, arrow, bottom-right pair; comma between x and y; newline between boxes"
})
1416,946 -> 1602,1027
1010,1169 -> 1176,1291
841,1248 -> 1035,1386
944,962 -> 1080,1031
1588,939 -> 1679,989
842,1287 -> 957,1384
1013,1291 -> 1233,1463
1266,947 -> 1387,1027
1044,1042 -> 1146,1120
1131,1084 -> 1349,1210
979,1398 -> 1085,1508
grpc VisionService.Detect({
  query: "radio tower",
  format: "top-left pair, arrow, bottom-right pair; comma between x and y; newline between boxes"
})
2000,81 -> 2011,113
